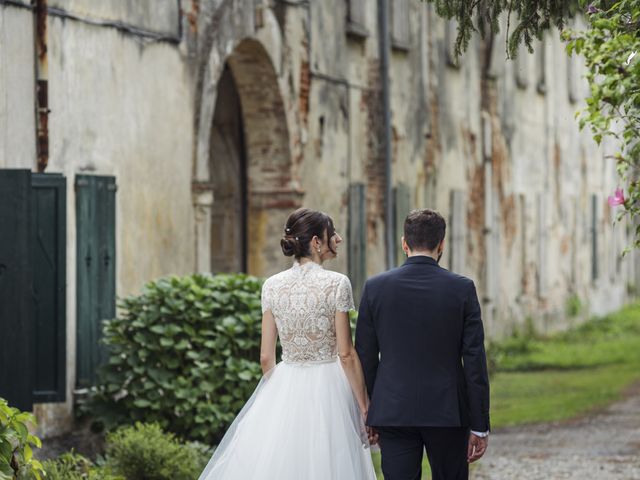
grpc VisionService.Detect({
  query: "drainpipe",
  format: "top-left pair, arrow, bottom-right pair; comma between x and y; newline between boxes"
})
34,0 -> 49,172
378,0 -> 394,269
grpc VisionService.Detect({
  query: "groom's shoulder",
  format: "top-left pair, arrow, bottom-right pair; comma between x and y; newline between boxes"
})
440,268 -> 476,290
438,266 -> 473,282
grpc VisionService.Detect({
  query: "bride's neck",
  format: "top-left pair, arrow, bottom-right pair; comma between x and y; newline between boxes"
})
299,255 -> 323,266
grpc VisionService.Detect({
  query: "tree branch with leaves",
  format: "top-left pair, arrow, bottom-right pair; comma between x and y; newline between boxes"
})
563,0 -> 640,249
424,0 -> 640,247
423,0 -> 581,57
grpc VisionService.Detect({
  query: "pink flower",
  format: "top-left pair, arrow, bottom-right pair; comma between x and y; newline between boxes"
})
608,188 -> 625,207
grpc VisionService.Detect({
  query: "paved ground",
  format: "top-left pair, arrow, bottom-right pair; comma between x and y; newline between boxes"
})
471,387 -> 640,480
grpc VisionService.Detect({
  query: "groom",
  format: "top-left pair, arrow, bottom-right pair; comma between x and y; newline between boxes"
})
355,209 -> 490,480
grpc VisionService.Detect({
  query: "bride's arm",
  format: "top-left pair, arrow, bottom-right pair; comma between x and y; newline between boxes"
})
260,310 -> 277,375
335,311 -> 369,415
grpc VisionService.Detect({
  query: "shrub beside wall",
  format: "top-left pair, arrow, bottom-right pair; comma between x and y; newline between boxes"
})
0,398 -> 45,480
103,423 -> 210,480
42,424 -> 211,480
42,452 -> 122,480
89,274 -> 264,444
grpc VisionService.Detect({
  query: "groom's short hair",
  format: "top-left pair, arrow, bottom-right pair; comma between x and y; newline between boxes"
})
404,209 -> 446,251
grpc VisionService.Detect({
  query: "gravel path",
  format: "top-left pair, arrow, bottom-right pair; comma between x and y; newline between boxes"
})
471,387 -> 640,480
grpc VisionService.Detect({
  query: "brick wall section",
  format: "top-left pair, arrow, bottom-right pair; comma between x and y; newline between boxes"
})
362,59 -> 386,246
299,60 -> 310,126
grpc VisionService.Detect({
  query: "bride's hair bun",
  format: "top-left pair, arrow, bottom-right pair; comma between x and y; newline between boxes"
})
281,208 -> 336,259
280,237 -> 300,257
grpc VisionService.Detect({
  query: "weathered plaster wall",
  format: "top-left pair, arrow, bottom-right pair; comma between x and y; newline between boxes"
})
46,17 -> 195,298
48,0 -> 181,37
418,9 -> 636,335
0,5 -> 37,169
1,1 -> 195,436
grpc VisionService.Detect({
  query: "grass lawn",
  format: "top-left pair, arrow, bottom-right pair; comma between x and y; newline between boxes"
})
371,302 -> 640,479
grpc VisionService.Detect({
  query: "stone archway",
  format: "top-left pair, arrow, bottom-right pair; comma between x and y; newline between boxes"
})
193,25 -> 302,276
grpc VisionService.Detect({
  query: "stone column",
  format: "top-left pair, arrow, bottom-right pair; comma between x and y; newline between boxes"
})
192,183 -> 214,273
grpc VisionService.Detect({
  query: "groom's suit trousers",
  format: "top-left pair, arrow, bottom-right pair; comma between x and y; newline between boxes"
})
377,426 -> 469,480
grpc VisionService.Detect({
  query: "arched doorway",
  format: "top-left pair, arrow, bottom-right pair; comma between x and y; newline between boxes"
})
198,38 -> 302,277
210,64 -> 247,273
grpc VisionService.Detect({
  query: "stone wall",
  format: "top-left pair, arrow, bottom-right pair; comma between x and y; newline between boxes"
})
1,0 -> 638,436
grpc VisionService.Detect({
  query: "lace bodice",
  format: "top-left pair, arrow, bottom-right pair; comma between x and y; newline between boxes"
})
261,261 -> 355,363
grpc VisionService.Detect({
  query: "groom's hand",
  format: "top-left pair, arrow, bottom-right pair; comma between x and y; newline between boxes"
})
467,433 -> 488,463
366,427 -> 379,445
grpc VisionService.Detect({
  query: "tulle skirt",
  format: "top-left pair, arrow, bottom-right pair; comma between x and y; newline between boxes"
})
198,358 -> 377,480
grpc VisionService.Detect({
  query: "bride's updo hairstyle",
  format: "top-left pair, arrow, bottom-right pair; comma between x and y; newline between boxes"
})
281,208 -> 336,258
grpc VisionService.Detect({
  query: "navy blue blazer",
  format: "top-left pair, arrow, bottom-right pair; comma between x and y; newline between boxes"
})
355,255 -> 490,432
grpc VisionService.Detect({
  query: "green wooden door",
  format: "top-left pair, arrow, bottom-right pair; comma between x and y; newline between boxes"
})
75,175 -> 116,388
31,173 -> 67,402
0,170 -> 34,410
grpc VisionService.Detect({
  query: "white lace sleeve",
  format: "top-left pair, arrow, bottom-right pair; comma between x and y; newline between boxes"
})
335,275 -> 355,312
261,280 -> 272,313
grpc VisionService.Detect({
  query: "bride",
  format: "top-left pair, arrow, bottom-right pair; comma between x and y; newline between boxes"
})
198,208 -> 377,479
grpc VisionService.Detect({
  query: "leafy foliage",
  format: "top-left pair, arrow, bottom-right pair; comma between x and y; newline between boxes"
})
102,423 -> 211,480
87,273 -> 264,444
422,0 -> 581,58
486,319 -> 539,376
566,294 -> 583,318
424,1 -> 640,247
0,399 -> 44,480
42,451 -> 122,480
563,0 -> 640,248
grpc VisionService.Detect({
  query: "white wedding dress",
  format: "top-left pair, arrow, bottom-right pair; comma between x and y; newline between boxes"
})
199,261 -> 377,480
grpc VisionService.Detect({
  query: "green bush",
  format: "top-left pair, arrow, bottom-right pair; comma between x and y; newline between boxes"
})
0,398 -> 44,480
42,451 -> 121,480
486,326 -> 539,375
88,273 -> 264,444
103,423 -> 211,480
566,294 -> 583,318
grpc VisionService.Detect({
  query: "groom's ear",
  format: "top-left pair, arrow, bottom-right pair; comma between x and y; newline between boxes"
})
401,236 -> 410,255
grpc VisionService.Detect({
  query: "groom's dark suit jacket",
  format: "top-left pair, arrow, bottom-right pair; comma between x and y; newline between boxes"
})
355,255 -> 490,432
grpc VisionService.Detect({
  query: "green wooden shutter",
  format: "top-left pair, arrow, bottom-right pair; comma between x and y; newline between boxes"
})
95,177 -> 116,347
0,170 -> 34,410
394,183 -> 411,265
30,173 -> 67,402
348,183 -> 367,306
449,189 -> 466,273
75,175 -> 116,388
